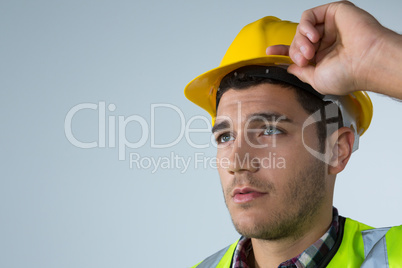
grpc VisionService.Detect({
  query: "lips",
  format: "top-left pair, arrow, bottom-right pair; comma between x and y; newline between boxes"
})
232,187 -> 266,204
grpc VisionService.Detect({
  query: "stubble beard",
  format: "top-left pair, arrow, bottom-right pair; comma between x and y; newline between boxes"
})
226,159 -> 327,241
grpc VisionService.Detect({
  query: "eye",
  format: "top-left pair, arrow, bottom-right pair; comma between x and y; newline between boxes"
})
263,126 -> 283,136
217,133 -> 235,144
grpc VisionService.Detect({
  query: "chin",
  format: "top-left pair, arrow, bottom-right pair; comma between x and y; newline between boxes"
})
230,209 -> 305,241
231,212 -> 269,238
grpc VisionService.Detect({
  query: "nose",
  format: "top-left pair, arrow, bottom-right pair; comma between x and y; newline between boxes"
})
227,135 -> 260,174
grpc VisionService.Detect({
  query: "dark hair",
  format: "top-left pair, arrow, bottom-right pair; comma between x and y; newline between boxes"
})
216,66 -> 343,153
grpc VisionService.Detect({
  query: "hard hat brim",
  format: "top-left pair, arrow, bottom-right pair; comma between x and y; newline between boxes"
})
184,55 -> 372,135
184,55 -> 292,119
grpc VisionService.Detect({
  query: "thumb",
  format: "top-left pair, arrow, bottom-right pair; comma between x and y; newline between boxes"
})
288,64 -> 320,93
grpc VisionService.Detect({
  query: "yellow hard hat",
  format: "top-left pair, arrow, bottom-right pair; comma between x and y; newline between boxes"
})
184,16 -> 373,137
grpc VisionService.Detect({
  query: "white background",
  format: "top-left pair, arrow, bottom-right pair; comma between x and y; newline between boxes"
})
1,0 -> 402,267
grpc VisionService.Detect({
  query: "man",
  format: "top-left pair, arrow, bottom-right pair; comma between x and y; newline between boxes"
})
184,1 -> 402,267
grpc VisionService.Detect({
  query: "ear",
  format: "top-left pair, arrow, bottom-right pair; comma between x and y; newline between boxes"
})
327,127 -> 355,174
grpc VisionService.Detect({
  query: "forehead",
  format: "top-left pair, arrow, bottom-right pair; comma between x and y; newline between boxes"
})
216,83 -> 308,124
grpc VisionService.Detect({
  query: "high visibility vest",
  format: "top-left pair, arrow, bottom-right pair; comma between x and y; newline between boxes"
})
192,217 -> 402,268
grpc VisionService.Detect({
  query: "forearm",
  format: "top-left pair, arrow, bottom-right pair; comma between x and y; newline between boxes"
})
363,29 -> 402,99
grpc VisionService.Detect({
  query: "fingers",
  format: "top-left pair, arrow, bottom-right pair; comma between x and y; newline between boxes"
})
287,64 -> 321,92
266,44 -> 311,67
289,23 -> 321,66
289,33 -> 316,67
289,3 -> 335,66
266,45 -> 290,56
265,45 -> 319,93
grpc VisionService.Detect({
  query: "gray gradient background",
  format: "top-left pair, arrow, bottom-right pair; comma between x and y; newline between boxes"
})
1,0 -> 402,267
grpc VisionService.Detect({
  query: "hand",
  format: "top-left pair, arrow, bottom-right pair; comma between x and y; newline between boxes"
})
267,1 -> 387,96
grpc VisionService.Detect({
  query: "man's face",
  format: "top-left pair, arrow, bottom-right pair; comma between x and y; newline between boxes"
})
213,83 -> 330,241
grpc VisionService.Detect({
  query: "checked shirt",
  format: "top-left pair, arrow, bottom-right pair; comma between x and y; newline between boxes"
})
232,208 -> 339,268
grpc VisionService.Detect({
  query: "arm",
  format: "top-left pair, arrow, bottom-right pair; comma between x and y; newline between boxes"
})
267,1 -> 402,99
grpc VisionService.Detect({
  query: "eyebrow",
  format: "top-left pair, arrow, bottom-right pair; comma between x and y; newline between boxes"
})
212,120 -> 231,134
247,112 -> 292,124
212,112 -> 292,134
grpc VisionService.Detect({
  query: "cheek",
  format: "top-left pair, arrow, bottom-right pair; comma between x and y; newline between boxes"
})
216,154 -> 231,188
217,164 -> 226,181
218,173 -> 232,202
216,145 -> 234,170
216,148 -> 225,160
276,131 -> 312,157
253,139 -> 309,178
300,124 -> 321,151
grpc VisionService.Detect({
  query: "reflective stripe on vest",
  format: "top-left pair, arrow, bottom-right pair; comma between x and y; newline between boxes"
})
361,227 -> 391,268
326,217 -> 372,267
194,241 -> 238,268
193,219 -> 402,267
195,245 -> 230,268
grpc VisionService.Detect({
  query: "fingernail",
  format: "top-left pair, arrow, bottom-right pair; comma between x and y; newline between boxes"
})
300,46 -> 307,57
295,53 -> 302,65
307,33 -> 313,41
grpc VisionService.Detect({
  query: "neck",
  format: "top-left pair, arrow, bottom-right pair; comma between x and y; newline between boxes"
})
250,205 -> 333,268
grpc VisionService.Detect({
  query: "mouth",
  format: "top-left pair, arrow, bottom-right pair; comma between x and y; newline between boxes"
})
232,187 -> 267,204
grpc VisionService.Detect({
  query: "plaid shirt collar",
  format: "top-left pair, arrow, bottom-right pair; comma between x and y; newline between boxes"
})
232,207 -> 339,268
